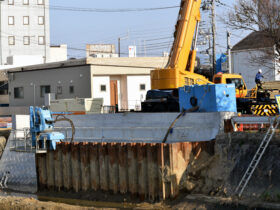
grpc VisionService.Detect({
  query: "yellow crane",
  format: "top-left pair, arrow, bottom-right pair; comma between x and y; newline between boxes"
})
151,0 -> 210,90
142,0 -> 278,115
142,0 -> 244,112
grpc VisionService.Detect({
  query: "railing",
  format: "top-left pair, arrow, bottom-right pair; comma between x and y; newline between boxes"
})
9,127 -> 72,153
9,128 -> 34,153
127,100 -> 142,111
102,106 -> 116,114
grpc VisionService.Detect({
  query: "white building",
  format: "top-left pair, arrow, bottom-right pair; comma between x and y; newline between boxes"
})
0,0 -> 50,64
49,44 -> 68,63
232,31 -> 280,89
6,57 -> 168,111
0,0 -> 67,69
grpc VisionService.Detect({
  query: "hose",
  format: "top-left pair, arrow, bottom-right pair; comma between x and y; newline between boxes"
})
54,115 -> 75,143
162,106 -> 199,143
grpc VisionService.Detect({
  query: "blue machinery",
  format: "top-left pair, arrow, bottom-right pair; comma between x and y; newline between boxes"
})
30,106 -> 74,152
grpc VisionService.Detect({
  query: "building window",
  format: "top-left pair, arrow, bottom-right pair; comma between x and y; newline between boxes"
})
8,0 -> 14,5
40,85 -> 50,97
38,16 -> 44,25
69,85 -> 74,94
37,0 -> 44,5
57,86 -> 62,94
0,82 -> 8,95
140,84 -> 146,91
14,87 -> 24,99
23,36 -> 30,45
23,16 -> 29,25
38,36 -> 45,45
8,36 -> 15,45
23,0 -> 29,5
8,16 -> 14,25
100,85 -> 106,92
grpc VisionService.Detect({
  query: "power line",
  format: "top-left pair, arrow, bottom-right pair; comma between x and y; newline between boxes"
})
7,2 -> 180,13
144,36 -> 173,42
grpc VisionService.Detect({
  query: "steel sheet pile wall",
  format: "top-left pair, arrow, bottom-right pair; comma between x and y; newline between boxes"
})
36,142 -> 201,200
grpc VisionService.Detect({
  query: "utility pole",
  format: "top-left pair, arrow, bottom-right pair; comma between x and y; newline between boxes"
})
208,34 -> 212,66
144,40 -> 146,57
227,31 -> 232,74
118,38 -> 121,57
118,31 -> 129,57
211,0 -> 216,77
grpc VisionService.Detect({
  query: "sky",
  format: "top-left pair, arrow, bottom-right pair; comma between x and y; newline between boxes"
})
49,0 -> 250,62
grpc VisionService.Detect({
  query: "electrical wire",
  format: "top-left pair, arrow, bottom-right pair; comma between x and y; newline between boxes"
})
0,29 -> 175,57
5,2 -> 180,13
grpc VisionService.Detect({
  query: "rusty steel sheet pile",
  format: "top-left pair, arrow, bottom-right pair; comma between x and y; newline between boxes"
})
36,141 -> 213,200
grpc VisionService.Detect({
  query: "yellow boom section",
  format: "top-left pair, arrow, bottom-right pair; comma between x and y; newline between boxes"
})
151,0 -> 211,90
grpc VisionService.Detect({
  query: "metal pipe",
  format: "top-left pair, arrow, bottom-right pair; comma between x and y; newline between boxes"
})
193,21 -> 200,50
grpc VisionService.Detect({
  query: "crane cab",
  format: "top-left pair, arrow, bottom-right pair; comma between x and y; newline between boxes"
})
213,73 -> 247,98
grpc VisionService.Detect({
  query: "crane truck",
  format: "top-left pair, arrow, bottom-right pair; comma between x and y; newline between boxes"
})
141,0 -> 278,116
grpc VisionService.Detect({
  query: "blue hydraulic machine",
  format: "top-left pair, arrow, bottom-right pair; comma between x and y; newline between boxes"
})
30,106 -> 66,151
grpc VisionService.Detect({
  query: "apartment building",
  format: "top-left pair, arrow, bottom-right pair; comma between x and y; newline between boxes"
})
0,0 -> 50,66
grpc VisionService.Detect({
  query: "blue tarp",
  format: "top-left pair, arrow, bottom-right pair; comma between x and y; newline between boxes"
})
216,54 -> 227,73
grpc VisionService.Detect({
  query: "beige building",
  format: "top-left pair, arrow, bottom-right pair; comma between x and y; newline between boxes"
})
5,57 -> 168,111
86,44 -> 118,58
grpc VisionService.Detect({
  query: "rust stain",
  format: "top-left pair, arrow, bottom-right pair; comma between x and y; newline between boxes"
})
118,143 -> 127,166
89,142 -> 100,191
118,143 -> 128,194
108,143 -> 119,194
71,142 -> 80,160
137,143 -> 148,201
80,142 -> 89,164
36,154 -> 47,190
98,143 -> 109,191
54,143 -> 63,191
61,142 -> 72,191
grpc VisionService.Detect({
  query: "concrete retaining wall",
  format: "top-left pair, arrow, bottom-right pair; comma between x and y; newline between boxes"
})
54,112 -> 235,143
36,141 -> 213,201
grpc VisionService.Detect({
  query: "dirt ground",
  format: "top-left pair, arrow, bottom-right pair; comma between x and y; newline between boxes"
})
0,195 -> 165,210
0,195 -> 224,210
0,196 -> 92,210
0,194 -> 280,210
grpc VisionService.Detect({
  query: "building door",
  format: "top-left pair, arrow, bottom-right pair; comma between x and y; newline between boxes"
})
110,80 -> 118,106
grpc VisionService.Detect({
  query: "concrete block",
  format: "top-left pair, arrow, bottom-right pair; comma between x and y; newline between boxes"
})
12,115 -> 30,138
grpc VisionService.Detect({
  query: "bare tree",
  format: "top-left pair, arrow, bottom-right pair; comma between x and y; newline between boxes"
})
228,0 -> 280,69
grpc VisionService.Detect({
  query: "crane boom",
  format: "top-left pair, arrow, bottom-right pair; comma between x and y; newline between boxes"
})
151,0 -> 210,90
